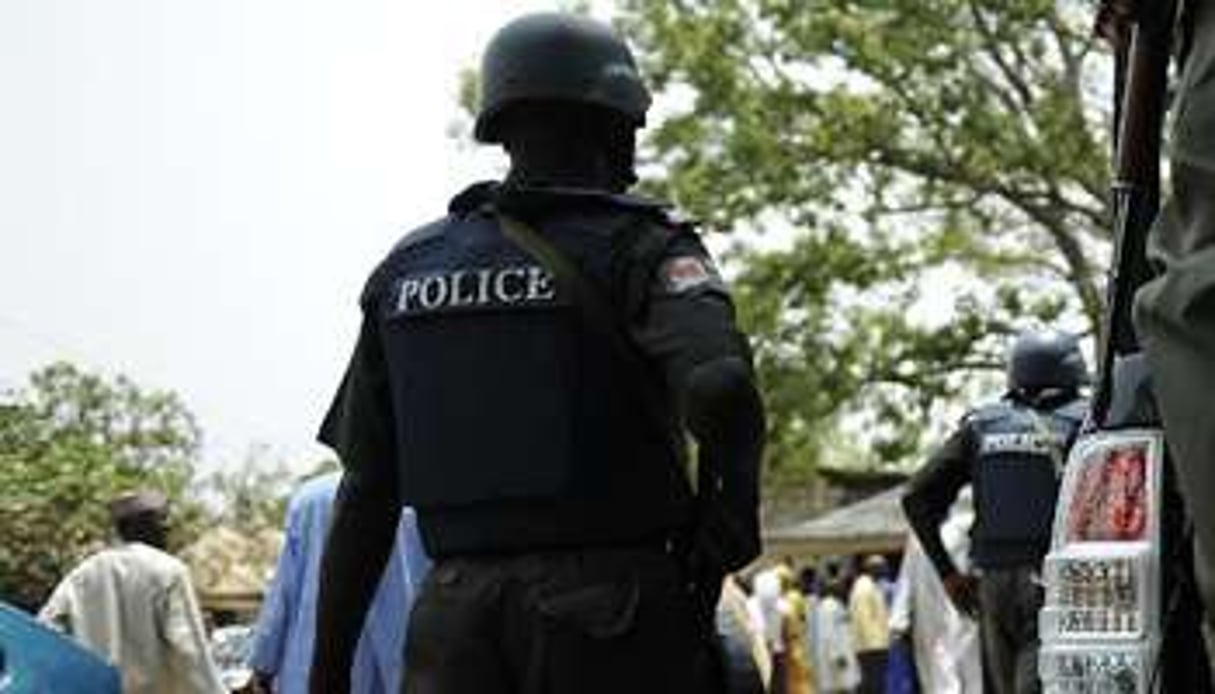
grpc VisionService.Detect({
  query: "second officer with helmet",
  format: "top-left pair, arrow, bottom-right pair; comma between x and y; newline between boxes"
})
903,330 -> 1090,694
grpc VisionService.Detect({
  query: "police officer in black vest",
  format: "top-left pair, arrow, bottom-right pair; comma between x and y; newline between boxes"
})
308,12 -> 766,694
902,331 -> 1088,694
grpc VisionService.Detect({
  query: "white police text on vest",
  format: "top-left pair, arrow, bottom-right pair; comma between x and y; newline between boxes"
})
394,265 -> 558,315
979,432 -> 1063,456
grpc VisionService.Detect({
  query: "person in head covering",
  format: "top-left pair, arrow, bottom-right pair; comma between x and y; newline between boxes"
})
39,490 -> 224,694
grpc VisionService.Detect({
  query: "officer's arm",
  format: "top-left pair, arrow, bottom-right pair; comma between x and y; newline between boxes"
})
629,229 -> 766,572
901,425 -> 973,581
684,355 -> 766,570
310,316 -> 402,693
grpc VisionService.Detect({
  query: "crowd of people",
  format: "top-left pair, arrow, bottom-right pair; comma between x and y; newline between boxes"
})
29,483 -> 979,694
733,534 -> 981,694
30,479 -> 985,694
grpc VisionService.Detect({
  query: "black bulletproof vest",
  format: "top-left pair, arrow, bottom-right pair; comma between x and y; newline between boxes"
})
968,397 -> 1086,569
368,191 -> 692,554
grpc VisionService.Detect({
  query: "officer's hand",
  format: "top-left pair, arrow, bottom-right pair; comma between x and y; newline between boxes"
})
942,572 -> 980,618
690,505 -> 759,577
683,536 -> 725,634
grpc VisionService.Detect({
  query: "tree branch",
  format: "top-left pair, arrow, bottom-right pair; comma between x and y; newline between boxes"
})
868,194 -> 983,216
867,143 -> 1103,328
967,0 -> 1036,109
1048,185 -> 1110,237
868,358 -> 1006,390
1048,13 -> 1084,96
993,185 -> 1104,325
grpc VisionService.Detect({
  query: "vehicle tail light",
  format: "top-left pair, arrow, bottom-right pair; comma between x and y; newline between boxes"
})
1063,444 -> 1148,542
1039,430 -> 1164,694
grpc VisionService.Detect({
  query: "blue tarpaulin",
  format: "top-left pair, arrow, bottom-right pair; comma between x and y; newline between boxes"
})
0,602 -> 120,694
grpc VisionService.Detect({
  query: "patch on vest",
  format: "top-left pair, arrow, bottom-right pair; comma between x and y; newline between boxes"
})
660,255 -> 722,294
979,432 -> 1063,456
393,265 -> 557,315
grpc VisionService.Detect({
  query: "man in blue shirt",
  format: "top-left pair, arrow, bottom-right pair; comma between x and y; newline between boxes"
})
249,472 -> 430,693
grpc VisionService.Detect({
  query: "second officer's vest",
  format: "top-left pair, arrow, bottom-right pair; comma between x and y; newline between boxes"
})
366,190 -> 692,555
967,398 -> 1085,569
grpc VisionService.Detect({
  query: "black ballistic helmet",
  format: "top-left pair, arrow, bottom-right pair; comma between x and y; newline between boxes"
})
474,12 -> 652,143
1007,330 -> 1089,392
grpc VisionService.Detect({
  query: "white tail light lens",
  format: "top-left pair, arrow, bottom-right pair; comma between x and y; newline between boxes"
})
1040,549 -> 1149,639
1040,643 -> 1149,694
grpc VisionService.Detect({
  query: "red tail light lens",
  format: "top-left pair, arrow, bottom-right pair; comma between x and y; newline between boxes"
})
1064,443 -> 1148,542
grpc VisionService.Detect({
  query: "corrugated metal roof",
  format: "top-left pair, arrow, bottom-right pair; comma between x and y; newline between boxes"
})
763,485 -> 909,556
180,525 -> 282,609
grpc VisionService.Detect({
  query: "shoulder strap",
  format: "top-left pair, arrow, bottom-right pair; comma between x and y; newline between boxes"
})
497,213 -> 639,366
495,212 -> 686,465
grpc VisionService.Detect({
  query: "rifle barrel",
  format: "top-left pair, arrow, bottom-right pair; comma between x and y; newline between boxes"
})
1094,2 -> 1177,425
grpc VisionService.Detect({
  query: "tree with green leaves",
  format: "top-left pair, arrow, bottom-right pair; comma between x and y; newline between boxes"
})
200,445 -> 299,537
617,0 -> 1111,473
0,362 -> 204,610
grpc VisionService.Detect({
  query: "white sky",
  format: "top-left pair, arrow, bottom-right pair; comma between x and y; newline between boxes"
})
0,0 -> 580,472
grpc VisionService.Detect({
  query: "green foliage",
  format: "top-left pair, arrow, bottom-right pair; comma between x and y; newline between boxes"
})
200,446 -> 297,537
457,67 -> 480,117
198,453 -> 345,541
0,362 -> 204,610
618,0 -> 1110,470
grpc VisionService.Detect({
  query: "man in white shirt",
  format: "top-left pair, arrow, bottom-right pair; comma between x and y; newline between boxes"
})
890,488 -> 983,694
39,490 -> 224,694
809,574 -> 862,693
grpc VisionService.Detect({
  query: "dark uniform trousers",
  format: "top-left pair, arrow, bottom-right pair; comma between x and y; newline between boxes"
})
403,546 -> 720,694
977,567 -> 1044,694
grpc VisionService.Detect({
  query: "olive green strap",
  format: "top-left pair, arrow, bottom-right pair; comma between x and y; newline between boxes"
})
495,211 -> 686,466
